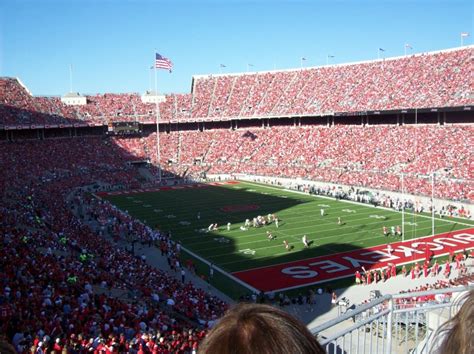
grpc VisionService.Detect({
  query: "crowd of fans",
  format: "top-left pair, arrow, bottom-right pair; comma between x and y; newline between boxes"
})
119,125 -> 473,201
26,123 -> 469,202
0,137 -> 229,353
191,47 -> 471,119
1,47 -> 471,127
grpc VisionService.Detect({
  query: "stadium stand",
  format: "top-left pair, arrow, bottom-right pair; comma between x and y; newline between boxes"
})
1,47 -> 471,126
190,47 -> 472,119
0,138 -> 228,353
0,46 -> 473,353
143,125 -> 472,201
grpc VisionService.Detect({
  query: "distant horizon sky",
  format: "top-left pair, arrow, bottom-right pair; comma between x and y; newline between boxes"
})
1,0 -> 472,96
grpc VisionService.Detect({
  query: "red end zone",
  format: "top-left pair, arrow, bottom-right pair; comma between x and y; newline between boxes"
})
232,228 -> 474,292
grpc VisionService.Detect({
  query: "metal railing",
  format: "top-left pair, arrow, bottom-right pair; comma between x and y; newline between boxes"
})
310,285 -> 473,354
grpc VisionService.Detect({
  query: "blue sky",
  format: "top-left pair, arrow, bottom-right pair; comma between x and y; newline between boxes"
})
0,0 -> 472,96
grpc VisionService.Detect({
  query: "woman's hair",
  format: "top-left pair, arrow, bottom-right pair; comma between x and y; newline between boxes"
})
431,290 -> 474,354
199,303 -> 325,354
0,339 -> 16,354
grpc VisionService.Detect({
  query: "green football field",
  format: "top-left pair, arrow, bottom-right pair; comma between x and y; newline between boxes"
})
101,181 -> 474,296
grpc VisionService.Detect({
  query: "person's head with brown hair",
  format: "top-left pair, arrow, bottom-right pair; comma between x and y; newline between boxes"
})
198,303 -> 325,354
432,290 -> 474,354
0,339 -> 16,354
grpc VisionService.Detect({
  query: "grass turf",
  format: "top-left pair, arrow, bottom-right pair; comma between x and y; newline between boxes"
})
102,181 -> 474,297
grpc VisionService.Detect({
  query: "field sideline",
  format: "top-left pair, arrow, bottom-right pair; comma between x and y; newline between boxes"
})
101,181 -> 474,295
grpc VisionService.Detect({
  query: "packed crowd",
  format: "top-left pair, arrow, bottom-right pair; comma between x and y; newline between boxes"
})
3,122 -> 470,202
0,137 -> 228,353
191,47 -> 471,119
127,125 -> 472,201
1,47 -> 472,127
29,124 -> 469,202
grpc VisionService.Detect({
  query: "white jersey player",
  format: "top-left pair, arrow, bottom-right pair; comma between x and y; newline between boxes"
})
302,234 -> 309,248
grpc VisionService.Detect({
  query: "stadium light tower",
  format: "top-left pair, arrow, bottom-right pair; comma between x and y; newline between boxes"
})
461,32 -> 469,46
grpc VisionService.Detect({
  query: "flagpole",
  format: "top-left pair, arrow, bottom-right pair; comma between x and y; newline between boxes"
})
431,172 -> 435,236
149,66 -> 153,92
401,172 -> 405,242
69,64 -> 73,93
154,52 -> 162,184
327,55 -> 334,66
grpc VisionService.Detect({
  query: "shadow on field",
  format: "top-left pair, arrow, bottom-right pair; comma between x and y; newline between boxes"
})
105,180 -> 385,299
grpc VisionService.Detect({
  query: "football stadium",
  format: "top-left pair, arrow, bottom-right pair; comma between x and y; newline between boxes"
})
1,1 -> 473,353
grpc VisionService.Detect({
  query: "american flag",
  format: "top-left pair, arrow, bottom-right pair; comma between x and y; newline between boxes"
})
155,53 -> 173,71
